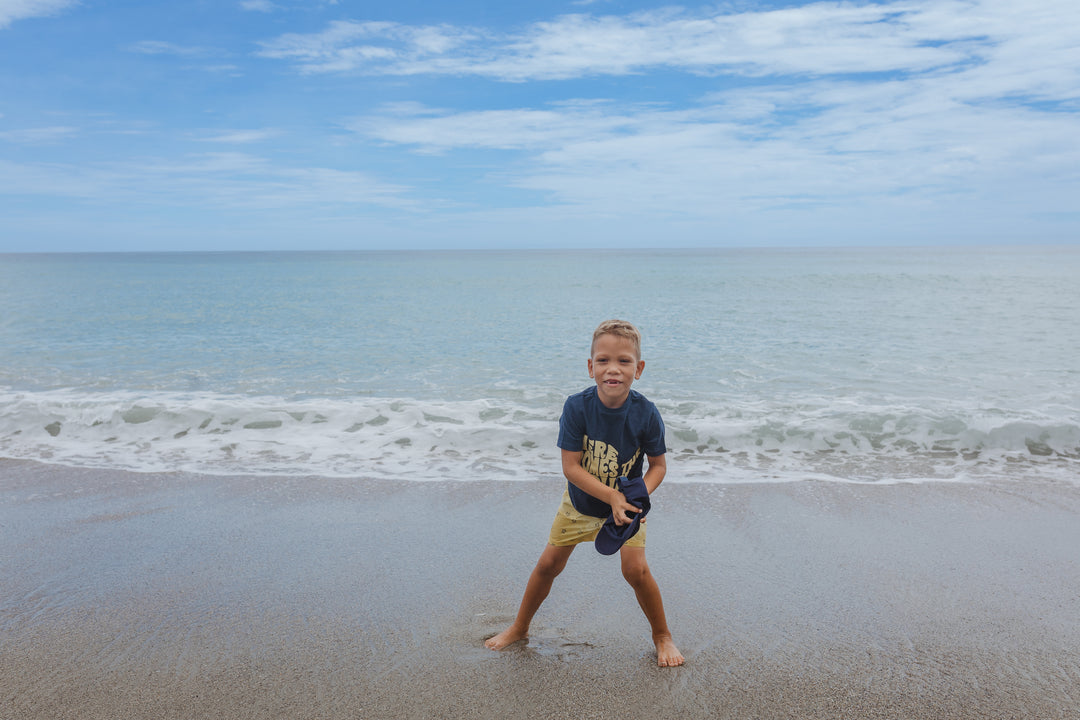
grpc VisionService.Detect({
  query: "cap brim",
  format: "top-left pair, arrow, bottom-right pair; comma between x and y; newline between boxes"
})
595,515 -> 642,555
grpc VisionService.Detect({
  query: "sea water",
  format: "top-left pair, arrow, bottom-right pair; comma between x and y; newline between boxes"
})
1,247 -> 1078,485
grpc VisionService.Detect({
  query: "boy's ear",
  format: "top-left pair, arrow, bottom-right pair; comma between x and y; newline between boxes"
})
587,357 -> 595,378
635,360 -> 645,379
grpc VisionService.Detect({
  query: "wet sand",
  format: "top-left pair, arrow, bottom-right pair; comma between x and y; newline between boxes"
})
3,459 -> 1080,719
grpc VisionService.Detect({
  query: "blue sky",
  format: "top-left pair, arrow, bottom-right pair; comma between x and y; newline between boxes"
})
1,0 -> 1078,251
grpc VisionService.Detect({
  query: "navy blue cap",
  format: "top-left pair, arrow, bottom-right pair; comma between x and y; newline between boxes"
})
595,475 -> 651,555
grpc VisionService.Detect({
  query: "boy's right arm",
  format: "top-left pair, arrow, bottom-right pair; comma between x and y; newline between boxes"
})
561,449 -> 641,525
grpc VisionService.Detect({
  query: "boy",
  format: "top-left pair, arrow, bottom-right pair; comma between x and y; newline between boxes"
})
485,319 -> 684,667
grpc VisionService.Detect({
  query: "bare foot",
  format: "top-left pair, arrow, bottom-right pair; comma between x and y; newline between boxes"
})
484,626 -> 528,650
655,634 -> 684,667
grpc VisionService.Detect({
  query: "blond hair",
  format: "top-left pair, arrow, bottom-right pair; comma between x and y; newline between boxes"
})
591,319 -> 642,359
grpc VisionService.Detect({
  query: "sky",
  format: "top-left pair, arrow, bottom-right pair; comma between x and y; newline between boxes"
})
1,0 -> 1078,251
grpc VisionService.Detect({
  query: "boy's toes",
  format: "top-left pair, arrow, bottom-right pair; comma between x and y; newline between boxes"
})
655,637 -> 684,667
485,627 -> 528,650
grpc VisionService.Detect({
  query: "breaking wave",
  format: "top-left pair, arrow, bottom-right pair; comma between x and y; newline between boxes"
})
2,389 -> 1078,485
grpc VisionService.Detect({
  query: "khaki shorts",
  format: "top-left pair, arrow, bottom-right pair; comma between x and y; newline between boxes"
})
548,489 -> 646,548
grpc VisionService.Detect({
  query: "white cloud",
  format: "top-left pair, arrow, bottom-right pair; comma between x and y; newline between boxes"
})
354,104 -> 639,152
126,40 -> 237,73
254,0 -> 1080,131
259,1 -> 1000,80
476,5 -> 975,80
0,0 -> 77,29
195,129 -> 281,144
0,153 -> 414,210
257,20 -> 481,74
0,125 -> 78,144
240,0 -> 276,12
128,40 -> 212,56
333,0 -> 1078,230
352,63 -> 1079,225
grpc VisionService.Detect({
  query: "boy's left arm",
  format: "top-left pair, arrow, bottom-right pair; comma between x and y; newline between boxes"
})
643,453 -> 666,495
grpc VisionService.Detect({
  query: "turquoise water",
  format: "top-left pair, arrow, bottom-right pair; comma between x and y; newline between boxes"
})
1,247 -> 1078,483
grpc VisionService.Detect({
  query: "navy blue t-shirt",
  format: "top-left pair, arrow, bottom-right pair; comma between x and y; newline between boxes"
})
556,386 -> 667,518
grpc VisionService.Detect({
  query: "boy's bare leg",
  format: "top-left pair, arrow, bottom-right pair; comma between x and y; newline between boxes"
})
485,543 -> 575,650
620,546 -> 685,667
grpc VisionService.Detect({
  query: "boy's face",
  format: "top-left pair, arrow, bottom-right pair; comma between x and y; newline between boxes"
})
588,333 -> 645,409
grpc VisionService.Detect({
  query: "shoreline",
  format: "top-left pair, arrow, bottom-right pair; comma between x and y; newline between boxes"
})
3,460 -> 1080,719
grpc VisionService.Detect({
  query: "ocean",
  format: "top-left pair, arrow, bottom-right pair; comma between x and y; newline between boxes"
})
1,246 -> 1077,485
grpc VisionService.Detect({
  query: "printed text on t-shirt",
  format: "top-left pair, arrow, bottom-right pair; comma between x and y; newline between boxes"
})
581,435 -> 642,486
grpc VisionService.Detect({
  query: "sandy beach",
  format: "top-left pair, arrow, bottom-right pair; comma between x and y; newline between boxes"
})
3,459 -> 1079,719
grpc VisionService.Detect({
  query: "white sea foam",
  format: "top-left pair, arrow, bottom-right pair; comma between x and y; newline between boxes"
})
661,397 -> 1080,483
2,389 -> 1077,485
0,390 -> 562,481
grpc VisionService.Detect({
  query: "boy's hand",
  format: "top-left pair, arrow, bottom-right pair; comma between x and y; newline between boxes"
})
609,490 -> 642,526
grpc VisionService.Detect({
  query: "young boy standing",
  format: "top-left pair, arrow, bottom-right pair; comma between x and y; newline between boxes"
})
485,319 -> 684,667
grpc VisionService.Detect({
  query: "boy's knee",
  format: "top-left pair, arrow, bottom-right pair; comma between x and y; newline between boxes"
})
535,551 -> 569,579
621,561 -> 651,588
